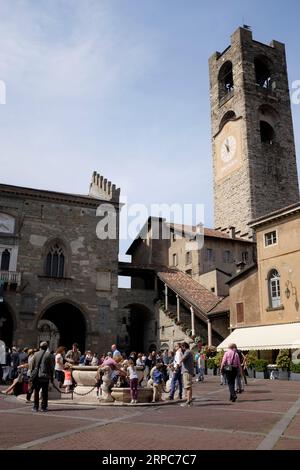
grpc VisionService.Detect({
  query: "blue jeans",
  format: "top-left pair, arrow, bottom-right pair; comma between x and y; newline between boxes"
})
169,368 -> 183,399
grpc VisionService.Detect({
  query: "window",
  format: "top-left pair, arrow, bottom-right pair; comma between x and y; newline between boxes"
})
172,253 -> 178,266
265,231 -> 277,247
242,252 -> 249,263
223,250 -> 231,263
219,61 -> 234,100
205,248 -> 214,262
268,269 -> 281,308
255,57 -> 272,89
46,244 -> 65,278
236,303 -> 244,323
0,249 -> 10,271
186,251 -> 192,265
260,121 -> 275,144
186,269 -> 192,277
211,287 -> 215,293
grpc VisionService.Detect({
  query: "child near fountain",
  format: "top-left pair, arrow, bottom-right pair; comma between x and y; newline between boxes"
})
127,359 -> 138,404
63,364 -> 73,393
152,363 -> 165,402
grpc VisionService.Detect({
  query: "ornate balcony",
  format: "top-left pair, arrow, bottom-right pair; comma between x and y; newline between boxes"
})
0,270 -> 21,286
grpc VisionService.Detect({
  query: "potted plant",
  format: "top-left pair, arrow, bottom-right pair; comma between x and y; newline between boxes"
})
290,362 -> 300,381
254,359 -> 268,379
276,350 -> 291,380
214,350 -> 224,376
207,358 -> 216,376
245,351 -> 257,378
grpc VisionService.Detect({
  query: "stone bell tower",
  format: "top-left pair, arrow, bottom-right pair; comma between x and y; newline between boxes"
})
209,27 -> 299,237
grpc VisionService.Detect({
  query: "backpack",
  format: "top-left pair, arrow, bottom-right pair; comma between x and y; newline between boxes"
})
153,369 -> 163,384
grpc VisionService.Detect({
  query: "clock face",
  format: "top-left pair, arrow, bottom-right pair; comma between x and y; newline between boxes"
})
221,135 -> 237,163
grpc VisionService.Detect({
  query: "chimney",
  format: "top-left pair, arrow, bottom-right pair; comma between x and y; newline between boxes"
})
229,226 -> 236,239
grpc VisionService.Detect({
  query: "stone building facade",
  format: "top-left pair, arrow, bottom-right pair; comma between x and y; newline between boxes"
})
0,172 -> 121,353
127,217 -> 255,297
209,27 -> 299,238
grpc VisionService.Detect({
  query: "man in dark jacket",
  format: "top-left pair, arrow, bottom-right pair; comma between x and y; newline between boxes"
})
31,341 -> 54,412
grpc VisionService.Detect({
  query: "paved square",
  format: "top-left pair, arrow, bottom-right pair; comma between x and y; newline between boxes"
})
1,377 -> 300,450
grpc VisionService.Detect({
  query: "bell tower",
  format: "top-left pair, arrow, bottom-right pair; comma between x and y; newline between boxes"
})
209,27 -> 299,237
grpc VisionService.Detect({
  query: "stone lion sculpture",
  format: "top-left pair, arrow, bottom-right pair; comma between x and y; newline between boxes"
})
99,366 -> 114,402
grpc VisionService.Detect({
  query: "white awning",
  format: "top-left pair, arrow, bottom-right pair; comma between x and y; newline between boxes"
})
217,323 -> 300,351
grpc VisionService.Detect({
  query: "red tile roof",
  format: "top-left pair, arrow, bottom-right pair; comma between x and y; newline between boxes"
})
157,270 -> 221,315
208,296 -> 230,315
167,223 -> 253,243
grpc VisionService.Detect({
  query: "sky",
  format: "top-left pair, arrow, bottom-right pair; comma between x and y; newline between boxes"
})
0,0 -> 300,261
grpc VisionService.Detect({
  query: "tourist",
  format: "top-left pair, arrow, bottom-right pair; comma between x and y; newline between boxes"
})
168,343 -> 183,401
111,344 -> 121,358
220,343 -> 242,402
196,352 -> 205,382
144,353 -> 153,380
10,346 -> 20,379
65,343 -> 81,365
179,342 -> 194,407
91,353 -> 99,366
84,350 -> 93,366
151,363 -> 165,402
127,358 -> 138,404
136,353 -> 145,386
54,346 -> 65,387
235,348 -> 245,394
31,341 -> 54,412
25,348 -> 36,402
136,353 -> 145,368
63,363 -> 73,393
1,357 -> 29,396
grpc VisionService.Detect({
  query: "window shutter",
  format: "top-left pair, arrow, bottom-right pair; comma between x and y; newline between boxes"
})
236,303 -> 244,323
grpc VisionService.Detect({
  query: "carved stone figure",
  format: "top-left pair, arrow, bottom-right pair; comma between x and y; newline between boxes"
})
99,366 -> 114,402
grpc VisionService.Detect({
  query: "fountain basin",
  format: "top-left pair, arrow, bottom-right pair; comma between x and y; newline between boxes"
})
111,387 -> 153,403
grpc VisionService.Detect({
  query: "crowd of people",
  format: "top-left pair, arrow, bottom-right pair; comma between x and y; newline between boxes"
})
0,341 -> 248,410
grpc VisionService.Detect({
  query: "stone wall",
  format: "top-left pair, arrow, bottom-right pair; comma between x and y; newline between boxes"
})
0,184 -> 120,352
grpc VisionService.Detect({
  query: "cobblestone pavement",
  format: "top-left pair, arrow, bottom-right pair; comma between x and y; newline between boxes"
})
1,377 -> 300,450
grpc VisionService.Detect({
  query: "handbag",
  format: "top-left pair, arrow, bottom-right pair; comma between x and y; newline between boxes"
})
224,352 -> 236,372
30,351 -> 46,384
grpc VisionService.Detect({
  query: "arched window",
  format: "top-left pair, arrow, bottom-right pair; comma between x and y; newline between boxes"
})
219,61 -> 234,100
268,269 -> 281,308
219,110 -> 236,131
46,244 -> 65,278
1,249 -> 10,271
260,121 -> 275,144
255,57 -> 273,89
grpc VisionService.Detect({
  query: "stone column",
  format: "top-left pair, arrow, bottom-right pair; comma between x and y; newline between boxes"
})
190,306 -> 195,337
176,294 -> 180,322
207,319 -> 212,347
164,284 -> 168,311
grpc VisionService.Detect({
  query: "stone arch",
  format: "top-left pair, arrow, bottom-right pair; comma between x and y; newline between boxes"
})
218,61 -> 234,100
219,110 -> 236,131
0,300 -> 17,347
254,55 -> 274,89
37,299 -> 89,352
122,303 -> 154,354
258,104 -> 279,144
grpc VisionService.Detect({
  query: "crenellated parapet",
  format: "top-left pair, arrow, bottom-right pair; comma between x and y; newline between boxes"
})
89,171 -> 120,202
